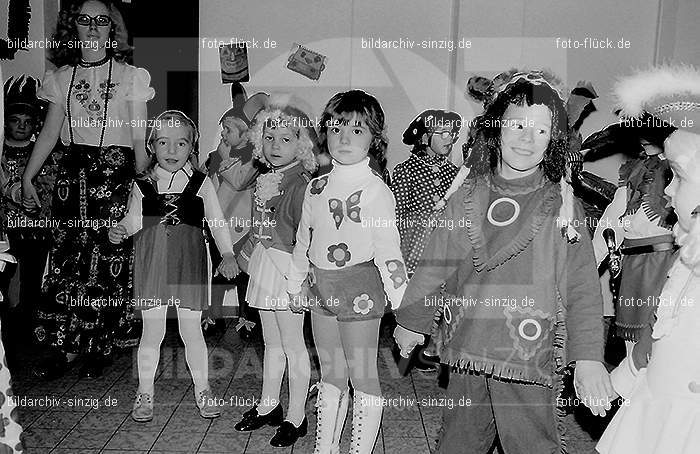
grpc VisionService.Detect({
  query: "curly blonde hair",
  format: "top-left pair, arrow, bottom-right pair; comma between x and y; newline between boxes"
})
249,105 -> 319,172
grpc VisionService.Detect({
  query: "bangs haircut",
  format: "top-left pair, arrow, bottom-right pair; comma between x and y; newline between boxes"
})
468,80 -> 569,183
319,90 -> 388,170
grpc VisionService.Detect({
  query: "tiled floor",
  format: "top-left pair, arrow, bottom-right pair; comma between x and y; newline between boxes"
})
11,318 -> 609,453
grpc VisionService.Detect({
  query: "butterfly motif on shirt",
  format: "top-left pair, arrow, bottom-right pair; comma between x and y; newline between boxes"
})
328,190 -> 363,229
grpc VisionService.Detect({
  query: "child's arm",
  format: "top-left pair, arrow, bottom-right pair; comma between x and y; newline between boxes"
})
119,184 -> 144,236
200,176 -> 239,279
370,185 -> 409,309
566,201 -> 606,363
109,183 -> 143,243
567,201 -> 615,415
389,162 -> 411,239
434,165 -> 470,211
393,190 -> 467,333
199,176 -> 234,256
288,186 -> 313,296
288,177 -> 308,239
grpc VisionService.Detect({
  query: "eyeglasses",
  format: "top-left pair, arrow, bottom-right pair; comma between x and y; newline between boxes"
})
75,14 -> 111,27
432,130 -> 457,141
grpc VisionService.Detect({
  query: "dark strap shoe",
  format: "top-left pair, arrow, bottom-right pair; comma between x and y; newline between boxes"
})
234,404 -> 283,431
79,353 -> 109,379
270,417 -> 308,447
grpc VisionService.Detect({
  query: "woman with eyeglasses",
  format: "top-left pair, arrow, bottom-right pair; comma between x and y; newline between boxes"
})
22,0 -> 154,379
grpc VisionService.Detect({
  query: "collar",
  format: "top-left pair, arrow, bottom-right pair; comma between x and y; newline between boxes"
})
78,55 -> 110,68
4,139 -> 33,149
155,162 -> 193,190
331,157 -> 372,177
271,160 -> 301,174
490,167 -> 547,194
417,152 -> 449,166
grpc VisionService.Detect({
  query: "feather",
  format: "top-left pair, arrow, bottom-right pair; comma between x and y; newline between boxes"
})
567,81 -> 598,131
615,65 -> 700,118
8,0 -> 31,43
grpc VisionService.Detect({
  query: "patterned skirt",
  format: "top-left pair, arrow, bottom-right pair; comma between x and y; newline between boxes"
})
34,143 -> 140,356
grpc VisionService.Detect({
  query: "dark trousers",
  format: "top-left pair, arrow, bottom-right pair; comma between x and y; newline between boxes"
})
438,371 -> 563,454
1,235 -> 50,333
208,239 -> 250,319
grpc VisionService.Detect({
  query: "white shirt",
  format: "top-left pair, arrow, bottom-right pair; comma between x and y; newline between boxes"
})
288,158 -> 407,309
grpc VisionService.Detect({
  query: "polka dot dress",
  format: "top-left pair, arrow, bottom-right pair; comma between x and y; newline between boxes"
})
391,153 -> 459,275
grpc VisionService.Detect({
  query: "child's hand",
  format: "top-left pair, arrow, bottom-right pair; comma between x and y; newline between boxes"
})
574,360 -> 615,417
109,224 -> 128,244
217,252 -> 240,280
393,325 -> 425,358
22,179 -> 41,210
288,291 -> 308,314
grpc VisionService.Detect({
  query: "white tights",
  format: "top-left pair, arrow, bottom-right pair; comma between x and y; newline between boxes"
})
137,306 -> 209,399
311,313 -> 381,396
258,310 -> 310,426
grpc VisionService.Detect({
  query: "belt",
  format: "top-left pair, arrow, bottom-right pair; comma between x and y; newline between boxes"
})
621,242 -> 676,255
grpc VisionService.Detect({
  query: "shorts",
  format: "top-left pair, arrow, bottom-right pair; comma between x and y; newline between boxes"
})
308,261 -> 386,322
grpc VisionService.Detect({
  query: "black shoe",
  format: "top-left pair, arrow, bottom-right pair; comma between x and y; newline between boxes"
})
33,351 -> 68,380
270,417 -> 307,447
79,354 -> 106,379
234,404 -> 283,432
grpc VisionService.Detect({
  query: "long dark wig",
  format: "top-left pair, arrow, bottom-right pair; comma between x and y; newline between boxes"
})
468,79 -> 569,183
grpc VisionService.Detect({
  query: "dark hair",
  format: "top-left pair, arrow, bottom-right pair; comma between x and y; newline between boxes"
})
468,80 -> 568,183
318,90 -> 388,174
50,0 -> 129,68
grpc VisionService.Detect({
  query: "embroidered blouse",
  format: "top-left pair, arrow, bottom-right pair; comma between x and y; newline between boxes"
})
38,60 -> 155,147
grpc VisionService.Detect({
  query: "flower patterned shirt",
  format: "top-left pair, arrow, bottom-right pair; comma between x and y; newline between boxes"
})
38,60 -> 154,147
288,157 -> 408,309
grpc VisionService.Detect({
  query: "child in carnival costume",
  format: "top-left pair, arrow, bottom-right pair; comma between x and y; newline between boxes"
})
586,109 -> 677,358
394,69 -> 613,454
391,109 -> 461,372
288,90 -> 408,454
392,109 -> 461,276
1,75 -> 59,342
203,83 -> 268,337
232,94 -> 319,447
597,64 -> 700,454
0,63 -> 26,454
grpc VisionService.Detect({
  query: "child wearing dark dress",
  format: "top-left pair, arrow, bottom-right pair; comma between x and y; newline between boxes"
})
109,110 -> 239,422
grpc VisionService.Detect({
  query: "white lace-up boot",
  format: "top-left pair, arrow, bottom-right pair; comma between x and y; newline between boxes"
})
349,390 -> 383,454
312,382 -> 349,454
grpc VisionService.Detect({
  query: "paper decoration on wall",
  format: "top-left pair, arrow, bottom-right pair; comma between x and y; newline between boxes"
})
286,43 -> 327,81
0,0 -> 31,60
220,43 -> 249,83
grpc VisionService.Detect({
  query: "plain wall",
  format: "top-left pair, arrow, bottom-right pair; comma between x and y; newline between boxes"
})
198,0 -> 695,182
